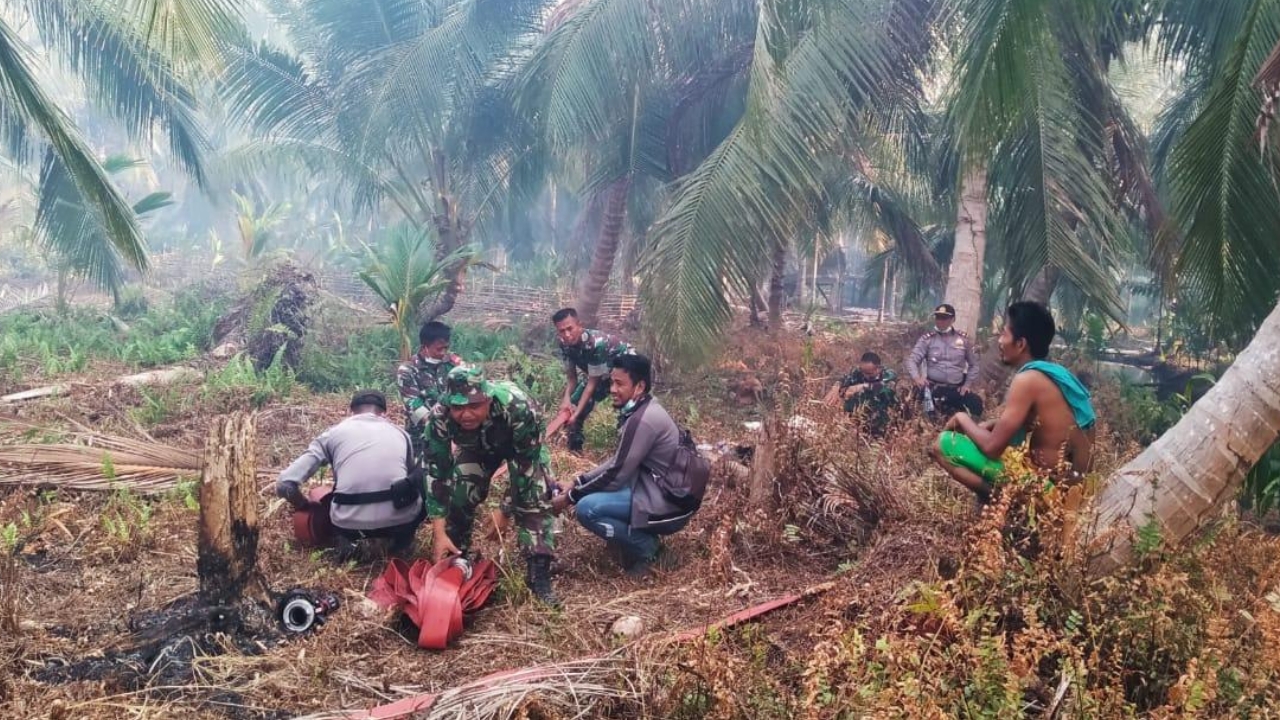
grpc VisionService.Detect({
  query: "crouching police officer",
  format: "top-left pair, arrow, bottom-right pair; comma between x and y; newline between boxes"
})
278,390 -> 425,560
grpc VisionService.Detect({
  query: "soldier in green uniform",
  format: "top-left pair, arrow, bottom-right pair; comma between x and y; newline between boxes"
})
397,321 -> 464,460
837,351 -> 899,435
551,308 -> 635,453
423,366 -> 558,605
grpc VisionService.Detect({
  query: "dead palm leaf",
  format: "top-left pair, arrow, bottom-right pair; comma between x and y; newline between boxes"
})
0,419 -> 276,494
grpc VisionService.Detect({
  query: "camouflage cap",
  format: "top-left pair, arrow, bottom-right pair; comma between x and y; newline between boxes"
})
444,366 -> 492,406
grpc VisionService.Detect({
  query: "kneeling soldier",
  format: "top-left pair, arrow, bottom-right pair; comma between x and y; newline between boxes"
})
424,367 -> 559,606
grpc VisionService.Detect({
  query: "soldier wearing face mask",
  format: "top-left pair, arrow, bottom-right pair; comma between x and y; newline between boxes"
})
397,321 -> 465,461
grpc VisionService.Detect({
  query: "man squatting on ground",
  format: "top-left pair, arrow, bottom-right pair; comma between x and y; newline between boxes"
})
551,307 -> 635,453
551,353 -> 693,577
423,367 -> 559,605
929,301 -> 1096,502
277,390 -> 425,558
908,303 -> 984,419
836,351 -> 899,435
396,321 -> 464,461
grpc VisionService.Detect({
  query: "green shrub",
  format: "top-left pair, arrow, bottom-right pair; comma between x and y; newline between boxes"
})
204,349 -> 296,408
493,345 -> 565,411
297,325 -> 400,394
1240,442 -> 1280,516
0,286 -> 232,378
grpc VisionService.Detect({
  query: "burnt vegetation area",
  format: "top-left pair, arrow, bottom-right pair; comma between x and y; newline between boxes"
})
0,294 -> 1277,718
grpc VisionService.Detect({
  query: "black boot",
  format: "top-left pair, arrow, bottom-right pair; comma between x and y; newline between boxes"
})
566,426 -> 585,455
525,554 -> 560,607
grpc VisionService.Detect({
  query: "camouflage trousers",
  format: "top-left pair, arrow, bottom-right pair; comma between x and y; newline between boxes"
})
438,446 -> 555,556
567,377 -> 614,452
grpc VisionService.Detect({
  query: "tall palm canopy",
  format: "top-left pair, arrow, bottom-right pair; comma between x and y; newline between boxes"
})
0,0 -> 245,291
22,0 -> 1267,361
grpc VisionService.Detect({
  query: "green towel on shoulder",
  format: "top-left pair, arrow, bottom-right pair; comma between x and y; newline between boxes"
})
1018,360 -> 1096,430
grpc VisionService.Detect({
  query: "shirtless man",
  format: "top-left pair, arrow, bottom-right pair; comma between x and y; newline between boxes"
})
927,301 -> 1096,501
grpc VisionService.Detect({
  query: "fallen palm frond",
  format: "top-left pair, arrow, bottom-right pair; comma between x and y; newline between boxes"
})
292,654 -> 639,720
0,419 -> 276,494
0,440 -> 201,493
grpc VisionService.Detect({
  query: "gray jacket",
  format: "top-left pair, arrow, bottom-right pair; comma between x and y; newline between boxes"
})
908,328 -> 978,388
569,396 -> 688,531
277,413 -> 422,531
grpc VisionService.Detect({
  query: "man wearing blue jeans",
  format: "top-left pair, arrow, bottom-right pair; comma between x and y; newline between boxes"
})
551,354 -> 690,577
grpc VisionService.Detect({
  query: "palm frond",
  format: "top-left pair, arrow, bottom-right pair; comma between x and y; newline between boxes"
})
0,18 -> 146,273
36,153 -> 171,298
31,0 -> 211,186
641,0 -> 938,361
515,0 -> 656,146
116,0 -> 248,71
1167,0 -> 1280,335
945,0 -> 1126,316
0,420 -> 201,494
220,41 -> 332,141
214,138 -> 395,216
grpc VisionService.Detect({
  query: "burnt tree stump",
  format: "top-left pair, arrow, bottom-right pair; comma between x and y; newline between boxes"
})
748,418 -> 777,508
197,412 -> 262,606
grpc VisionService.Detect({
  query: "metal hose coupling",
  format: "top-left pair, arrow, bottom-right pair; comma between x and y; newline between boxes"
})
450,555 -> 474,582
278,589 -> 341,634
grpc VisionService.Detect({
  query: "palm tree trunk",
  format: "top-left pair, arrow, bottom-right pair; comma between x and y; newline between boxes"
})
768,241 -> 787,326
888,264 -> 899,319
977,266 -> 1060,391
946,167 -> 988,338
878,261 -> 889,323
797,251 -> 809,310
577,178 -> 631,327
1088,300 -> 1280,573
749,284 -> 766,327
420,151 -> 470,322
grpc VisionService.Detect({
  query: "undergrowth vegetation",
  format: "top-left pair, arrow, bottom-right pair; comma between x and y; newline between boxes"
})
0,287 -> 230,384
640,455 -> 1280,718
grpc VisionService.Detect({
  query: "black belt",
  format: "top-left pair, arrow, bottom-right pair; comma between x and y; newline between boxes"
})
333,477 -> 419,509
928,381 -> 961,388
332,489 -> 397,505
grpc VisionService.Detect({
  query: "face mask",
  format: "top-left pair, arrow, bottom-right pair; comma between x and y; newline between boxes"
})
621,399 -> 638,414
421,355 -> 442,365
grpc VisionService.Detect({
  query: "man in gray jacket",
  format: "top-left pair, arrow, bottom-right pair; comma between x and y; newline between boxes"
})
551,353 -> 689,577
278,390 -> 424,559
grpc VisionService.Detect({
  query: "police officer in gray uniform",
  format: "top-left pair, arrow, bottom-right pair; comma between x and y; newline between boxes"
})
907,303 -> 984,419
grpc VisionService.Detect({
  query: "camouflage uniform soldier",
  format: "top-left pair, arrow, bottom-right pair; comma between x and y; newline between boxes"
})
551,308 -> 635,453
838,351 -> 899,435
907,303 -> 984,419
424,366 -> 558,605
396,321 -> 464,460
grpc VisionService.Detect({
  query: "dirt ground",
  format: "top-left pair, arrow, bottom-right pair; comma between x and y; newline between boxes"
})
0,318 -> 962,719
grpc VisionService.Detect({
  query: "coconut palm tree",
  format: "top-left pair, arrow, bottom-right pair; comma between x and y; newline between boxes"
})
358,226 -> 482,360
1086,0 -> 1280,568
219,0 -> 552,324
514,0 -> 757,326
940,0 -> 1157,337
0,0 -> 239,290
631,0 -> 944,361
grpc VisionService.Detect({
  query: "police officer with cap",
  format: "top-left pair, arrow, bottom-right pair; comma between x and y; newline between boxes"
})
907,303 -> 984,419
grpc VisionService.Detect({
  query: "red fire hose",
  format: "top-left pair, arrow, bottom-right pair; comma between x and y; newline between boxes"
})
367,556 -> 500,650
352,581 -> 833,718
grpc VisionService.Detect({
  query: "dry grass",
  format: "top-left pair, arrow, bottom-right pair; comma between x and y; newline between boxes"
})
1,319 -> 1273,719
